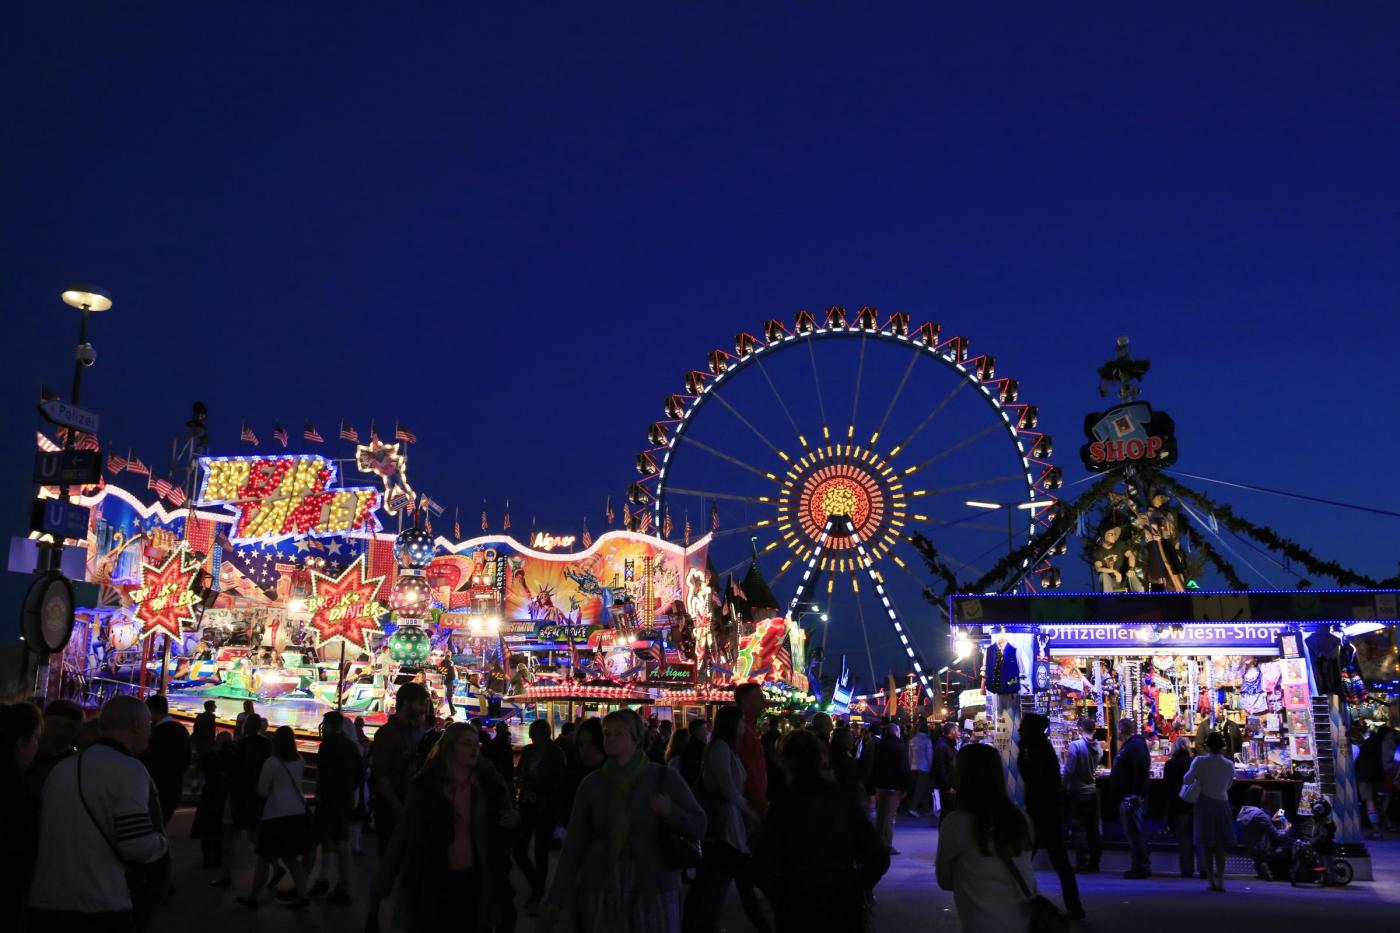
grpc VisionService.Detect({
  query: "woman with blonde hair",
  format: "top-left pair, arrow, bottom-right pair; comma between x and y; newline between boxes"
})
545,708 -> 706,932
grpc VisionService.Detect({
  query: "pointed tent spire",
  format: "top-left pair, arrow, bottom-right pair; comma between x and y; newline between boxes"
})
741,558 -> 780,614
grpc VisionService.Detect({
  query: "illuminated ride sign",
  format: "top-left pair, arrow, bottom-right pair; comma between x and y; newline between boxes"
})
305,556 -> 388,654
130,547 -> 203,641
530,532 -> 576,551
197,455 -> 381,543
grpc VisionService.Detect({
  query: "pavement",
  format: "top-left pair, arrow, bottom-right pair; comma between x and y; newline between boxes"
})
146,809 -> 1400,933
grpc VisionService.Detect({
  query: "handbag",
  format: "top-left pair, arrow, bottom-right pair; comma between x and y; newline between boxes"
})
654,765 -> 703,869
1001,854 -> 1071,933
1179,781 -> 1202,804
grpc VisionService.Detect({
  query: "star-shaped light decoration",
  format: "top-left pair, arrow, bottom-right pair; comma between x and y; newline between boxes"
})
305,555 -> 388,654
129,547 -> 204,642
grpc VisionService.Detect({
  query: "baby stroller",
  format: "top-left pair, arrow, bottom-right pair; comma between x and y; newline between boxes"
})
1289,799 -> 1353,887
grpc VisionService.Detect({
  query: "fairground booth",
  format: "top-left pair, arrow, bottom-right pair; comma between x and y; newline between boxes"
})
22,439 -> 814,744
949,588 -> 1399,880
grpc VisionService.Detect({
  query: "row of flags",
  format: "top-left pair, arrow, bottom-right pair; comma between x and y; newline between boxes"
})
238,419 -> 417,448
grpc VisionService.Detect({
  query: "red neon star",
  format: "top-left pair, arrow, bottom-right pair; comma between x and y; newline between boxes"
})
131,549 -> 203,641
307,557 -> 387,654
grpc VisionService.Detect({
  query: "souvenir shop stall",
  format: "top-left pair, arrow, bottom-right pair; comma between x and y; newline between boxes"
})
949,588 -> 1399,878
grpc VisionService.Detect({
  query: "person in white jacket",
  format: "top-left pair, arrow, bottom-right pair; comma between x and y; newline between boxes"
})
29,695 -> 169,928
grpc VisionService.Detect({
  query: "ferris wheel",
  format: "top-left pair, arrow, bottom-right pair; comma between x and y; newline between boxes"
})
631,307 -> 1061,691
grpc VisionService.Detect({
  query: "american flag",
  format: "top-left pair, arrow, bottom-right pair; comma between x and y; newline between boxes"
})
106,451 -> 127,473
395,422 -> 417,444
711,502 -> 719,531
303,421 -> 324,444
369,419 -> 379,443
622,502 -> 631,528
387,489 -> 411,513
273,423 -> 288,448
424,515 -> 433,534
150,475 -> 175,499
240,421 -> 259,446
731,578 -> 747,600
166,485 -> 187,507
582,518 -> 592,549
75,432 -> 100,451
605,496 -> 615,525
503,502 -> 511,531
221,540 -> 281,599
454,508 -> 461,540
126,454 -> 150,476
663,511 -> 673,538
684,513 -> 692,546
481,504 -> 488,532
639,510 -> 653,533
339,419 -> 359,443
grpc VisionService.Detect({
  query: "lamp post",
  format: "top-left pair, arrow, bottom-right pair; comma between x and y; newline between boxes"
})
30,287 -> 110,701
964,499 -> 1053,557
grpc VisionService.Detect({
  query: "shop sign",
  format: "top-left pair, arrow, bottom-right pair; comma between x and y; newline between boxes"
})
531,531 -> 576,551
500,620 -> 536,637
1040,623 -> 1287,650
645,661 -> 697,684
1079,401 -> 1177,472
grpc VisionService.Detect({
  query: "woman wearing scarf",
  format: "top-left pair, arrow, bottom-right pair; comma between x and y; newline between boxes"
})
544,708 -> 706,933
374,723 -> 519,932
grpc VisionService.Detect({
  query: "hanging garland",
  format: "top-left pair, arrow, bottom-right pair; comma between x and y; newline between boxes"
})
1156,474 -> 1400,588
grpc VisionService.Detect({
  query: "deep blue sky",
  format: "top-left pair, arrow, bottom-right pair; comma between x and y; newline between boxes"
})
5,4 -> 1399,670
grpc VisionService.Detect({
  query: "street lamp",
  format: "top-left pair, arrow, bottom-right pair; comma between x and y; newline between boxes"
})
965,499 -> 1052,556
60,285 -> 111,407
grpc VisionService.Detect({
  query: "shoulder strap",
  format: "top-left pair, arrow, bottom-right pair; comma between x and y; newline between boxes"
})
76,750 -> 128,865
1000,853 -> 1033,900
279,758 -> 308,813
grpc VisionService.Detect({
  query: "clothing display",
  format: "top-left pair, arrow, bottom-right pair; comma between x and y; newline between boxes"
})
983,641 -> 1021,694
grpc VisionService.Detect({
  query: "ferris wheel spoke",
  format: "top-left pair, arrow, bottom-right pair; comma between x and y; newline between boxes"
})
889,379 -> 968,458
901,422 -> 1004,476
754,355 -> 807,447
675,435 -> 778,481
711,521 -> 774,539
872,347 -> 921,446
806,336 -> 830,436
912,474 -> 1024,499
664,486 -> 774,505
847,334 -> 866,441
709,388 -> 787,459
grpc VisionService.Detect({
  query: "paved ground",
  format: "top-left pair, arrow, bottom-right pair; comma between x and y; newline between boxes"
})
148,810 -> 1400,933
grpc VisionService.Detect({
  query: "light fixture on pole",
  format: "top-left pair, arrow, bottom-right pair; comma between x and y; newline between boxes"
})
965,499 -> 1051,556
61,285 -> 111,407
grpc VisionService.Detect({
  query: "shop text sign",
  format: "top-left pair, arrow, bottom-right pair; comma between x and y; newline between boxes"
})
1041,623 -> 1287,650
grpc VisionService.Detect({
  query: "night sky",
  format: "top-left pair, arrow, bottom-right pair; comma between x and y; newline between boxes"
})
5,5 -> 1399,674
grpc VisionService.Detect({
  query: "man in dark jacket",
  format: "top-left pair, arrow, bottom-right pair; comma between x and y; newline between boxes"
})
513,719 -> 567,906
1111,716 -> 1152,879
871,723 -> 909,854
930,722 -> 959,822
1018,713 -> 1084,919
143,693 -> 191,824
310,711 -> 364,903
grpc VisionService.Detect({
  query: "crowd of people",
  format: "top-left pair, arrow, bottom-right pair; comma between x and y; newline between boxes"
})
4,688 -> 1397,933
